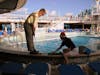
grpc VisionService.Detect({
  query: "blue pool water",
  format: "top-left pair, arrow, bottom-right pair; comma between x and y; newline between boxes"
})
22,36 -> 100,53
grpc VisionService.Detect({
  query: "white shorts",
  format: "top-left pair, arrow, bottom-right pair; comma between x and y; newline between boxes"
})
64,48 -> 79,56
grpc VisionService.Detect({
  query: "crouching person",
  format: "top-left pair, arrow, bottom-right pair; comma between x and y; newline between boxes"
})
51,32 -> 78,63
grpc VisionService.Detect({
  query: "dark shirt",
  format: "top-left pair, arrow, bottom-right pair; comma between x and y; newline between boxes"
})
60,37 -> 76,50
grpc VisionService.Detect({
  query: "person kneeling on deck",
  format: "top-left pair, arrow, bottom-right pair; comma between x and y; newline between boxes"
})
52,32 -> 78,55
51,32 -> 79,63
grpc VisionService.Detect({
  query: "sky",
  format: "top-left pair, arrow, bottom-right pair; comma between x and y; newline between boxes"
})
22,0 -> 95,16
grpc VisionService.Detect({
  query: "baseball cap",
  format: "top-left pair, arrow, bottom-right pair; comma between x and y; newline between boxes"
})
60,32 -> 66,37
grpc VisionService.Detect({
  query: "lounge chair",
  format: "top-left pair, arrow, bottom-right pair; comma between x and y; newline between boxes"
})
58,64 -> 86,75
87,61 -> 100,75
24,62 -> 51,75
0,62 -> 23,75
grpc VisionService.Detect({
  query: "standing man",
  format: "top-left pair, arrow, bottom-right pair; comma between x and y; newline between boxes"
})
24,8 -> 46,54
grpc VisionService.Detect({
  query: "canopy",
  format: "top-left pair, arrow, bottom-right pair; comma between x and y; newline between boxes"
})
0,0 -> 27,14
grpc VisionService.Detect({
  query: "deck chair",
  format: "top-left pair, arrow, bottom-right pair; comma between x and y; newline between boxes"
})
24,62 -> 51,75
0,62 -> 23,75
88,61 -> 100,75
0,62 -> 5,74
58,64 -> 86,75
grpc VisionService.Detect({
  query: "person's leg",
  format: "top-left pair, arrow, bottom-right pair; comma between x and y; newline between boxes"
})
63,53 -> 69,64
63,48 -> 70,64
24,23 -> 36,52
63,48 -> 70,53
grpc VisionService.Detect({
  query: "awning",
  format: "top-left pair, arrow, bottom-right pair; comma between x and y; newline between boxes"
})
0,0 -> 27,14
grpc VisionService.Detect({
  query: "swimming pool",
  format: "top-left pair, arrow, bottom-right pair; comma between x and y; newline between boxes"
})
22,36 -> 100,53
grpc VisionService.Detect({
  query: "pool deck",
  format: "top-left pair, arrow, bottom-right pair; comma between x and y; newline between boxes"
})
0,32 -> 100,75
0,46 -> 100,65
0,46 -> 100,75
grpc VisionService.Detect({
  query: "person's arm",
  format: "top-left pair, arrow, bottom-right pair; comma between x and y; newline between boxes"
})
52,43 -> 63,53
32,14 -> 36,30
55,45 -> 62,52
29,14 -> 36,36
